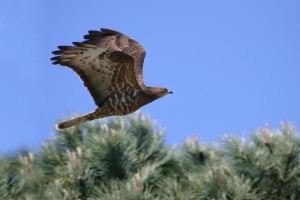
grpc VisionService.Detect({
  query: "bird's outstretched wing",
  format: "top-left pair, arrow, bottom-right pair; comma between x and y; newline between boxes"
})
51,43 -> 141,107
82,28 -> 147,88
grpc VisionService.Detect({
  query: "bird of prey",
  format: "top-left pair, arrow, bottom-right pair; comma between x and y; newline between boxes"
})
51,28 -> 172,129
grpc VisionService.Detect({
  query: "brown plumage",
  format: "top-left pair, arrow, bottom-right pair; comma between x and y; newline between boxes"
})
51,28 -> 172,129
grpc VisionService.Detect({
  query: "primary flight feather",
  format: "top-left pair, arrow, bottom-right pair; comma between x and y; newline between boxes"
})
51,28 -> 172,129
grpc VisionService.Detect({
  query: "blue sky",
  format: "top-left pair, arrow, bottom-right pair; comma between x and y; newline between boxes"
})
0,1 -> 299,153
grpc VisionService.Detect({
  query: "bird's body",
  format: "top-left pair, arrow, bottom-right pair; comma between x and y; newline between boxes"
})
51,28 -> 171,129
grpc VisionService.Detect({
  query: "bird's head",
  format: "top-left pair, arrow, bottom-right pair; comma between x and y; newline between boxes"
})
154,87 -> 173,98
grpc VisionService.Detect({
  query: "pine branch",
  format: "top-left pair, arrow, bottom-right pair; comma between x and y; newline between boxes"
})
0,114 -> 299,199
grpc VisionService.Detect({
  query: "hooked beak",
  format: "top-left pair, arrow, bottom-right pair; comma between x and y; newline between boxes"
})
168,90 -> 173,94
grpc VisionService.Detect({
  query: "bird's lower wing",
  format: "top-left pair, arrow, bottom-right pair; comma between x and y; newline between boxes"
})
51,44 -> 137,107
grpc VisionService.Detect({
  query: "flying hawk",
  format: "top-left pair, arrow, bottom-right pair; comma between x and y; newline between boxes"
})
51,28 -> 172,129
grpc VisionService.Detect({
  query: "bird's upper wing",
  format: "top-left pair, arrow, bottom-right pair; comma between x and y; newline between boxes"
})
82,28 -> 146,88
51,42 -> 141,107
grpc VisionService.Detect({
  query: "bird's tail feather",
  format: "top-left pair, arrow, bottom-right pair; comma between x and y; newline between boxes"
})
56,111 -> 98,130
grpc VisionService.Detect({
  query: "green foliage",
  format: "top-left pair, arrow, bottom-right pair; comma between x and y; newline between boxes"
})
0,114 -> 299,199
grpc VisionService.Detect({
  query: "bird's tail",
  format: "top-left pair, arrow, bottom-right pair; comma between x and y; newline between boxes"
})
56,110 -> 99,130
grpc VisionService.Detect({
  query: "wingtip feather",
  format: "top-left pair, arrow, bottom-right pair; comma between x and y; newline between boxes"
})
52,50 -> 62,55
52,61 -> 60,65
51,56 -> 60,61
100,28 -> 123,35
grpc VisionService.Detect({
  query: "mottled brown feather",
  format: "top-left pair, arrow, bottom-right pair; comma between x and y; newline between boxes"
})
51,28 -> 171,129
82,28 -> 146,88
51,46 -> 140,107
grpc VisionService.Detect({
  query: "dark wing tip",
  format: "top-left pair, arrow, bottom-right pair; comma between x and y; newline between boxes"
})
84,28 -> 122,40
83,34 -> 92,40
85,30 -> 101,39
72,42 -> 84,47
52,61 -> 60,65
52,50 -> 62,55
100,28 -> 123,35
50,56 -> 60,61
88,30 -> 102,35
50,55 -> 61,65
58,46 -> 70,50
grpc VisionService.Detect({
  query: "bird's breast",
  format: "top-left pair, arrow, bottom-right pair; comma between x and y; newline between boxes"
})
100,89 -> 145,116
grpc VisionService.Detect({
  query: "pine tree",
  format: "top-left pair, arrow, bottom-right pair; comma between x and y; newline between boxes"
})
0,113 -> 299,199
